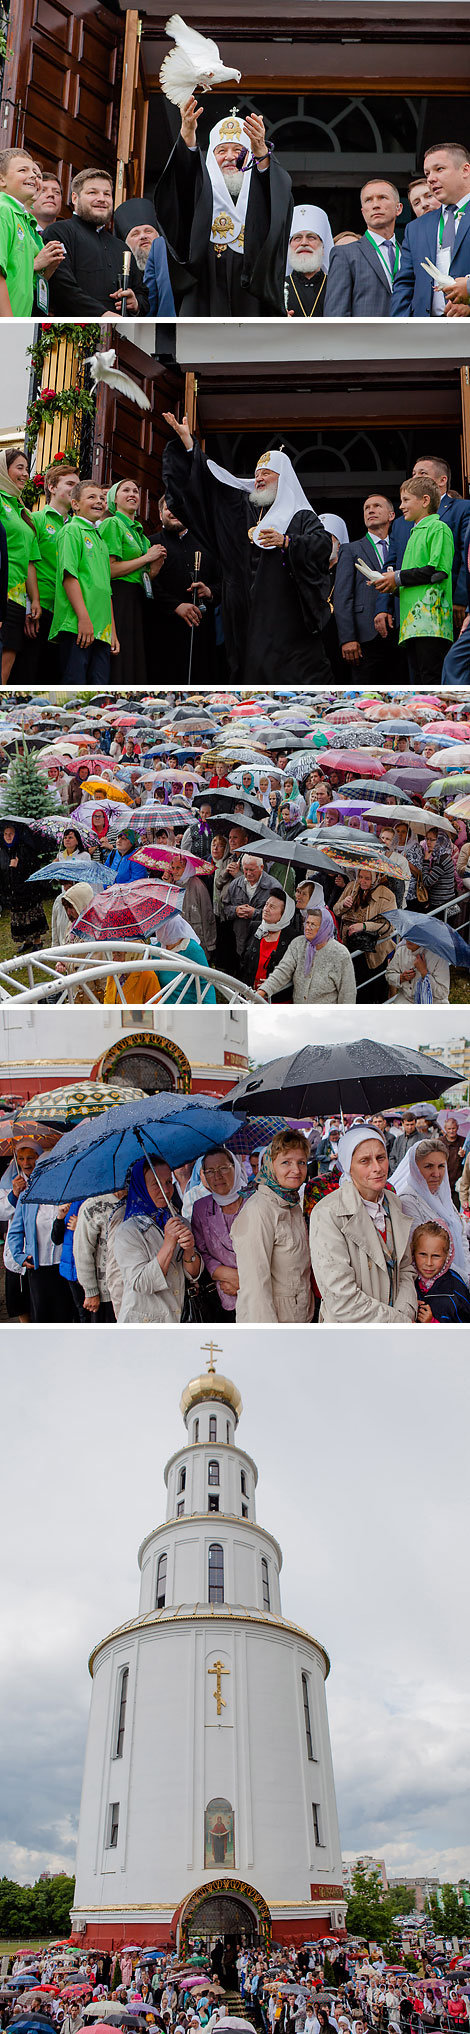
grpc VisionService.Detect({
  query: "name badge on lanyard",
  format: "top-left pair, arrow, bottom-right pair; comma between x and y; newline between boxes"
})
36,275 -> 49,311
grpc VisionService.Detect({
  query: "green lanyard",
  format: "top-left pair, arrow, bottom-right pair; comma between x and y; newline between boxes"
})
438,199 -> 470,245
364,230 -> 399,281
366,533 -> 388,566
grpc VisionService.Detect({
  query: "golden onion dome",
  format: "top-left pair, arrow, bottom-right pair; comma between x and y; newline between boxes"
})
180,1344 -> 242,1423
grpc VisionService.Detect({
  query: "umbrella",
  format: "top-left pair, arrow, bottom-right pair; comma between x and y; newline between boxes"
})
359,803 -> 455,833
305,826 -> 405,876
446,796 -> 470,819
193,788 -> 270,822
26,854 -> 116,888
125,807 -> 192,829
422,721 -> 470,741
385,768 -> 436,796
228,1114 -> 289,1157
0,1116 -> 61,1157
24,1095 -> 243,1204
133,845 -> 210,876
226,1039 -> 454,1117
339,778 -> 413,804
70,802 -> 133,837
237,834 -> 335,875
310,751 -> 384,775
383,910 -> 470,969
428,775 -> 470,800
69,881 -> 186,941
16,1080 -> 147,1128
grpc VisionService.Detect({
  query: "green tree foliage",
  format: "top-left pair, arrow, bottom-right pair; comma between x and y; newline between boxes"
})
0,743 -> 58,820
0,1873 -> 75,1941
346,1863 -> 416,1945
426,1884 -> 468,1939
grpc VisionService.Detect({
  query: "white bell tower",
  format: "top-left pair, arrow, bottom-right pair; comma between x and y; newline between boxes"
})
71,1345 -> 346,1952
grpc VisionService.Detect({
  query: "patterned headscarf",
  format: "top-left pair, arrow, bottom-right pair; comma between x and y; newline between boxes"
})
304,907 -> 335,975
259,1141 -> 304,1205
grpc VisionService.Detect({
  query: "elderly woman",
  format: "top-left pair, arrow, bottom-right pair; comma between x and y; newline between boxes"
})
309,1125 -> 417,1324
391,1134 -> 470,1285
111,1157 -> 201,1323
334,868 -> 396,1000
191,1148 -> 250,1314
386,937 -> 450,1004
232,1131 -> 314,1325
408,827 -> 455,910
258,907 -> 356,1004
243,891 -> 296,996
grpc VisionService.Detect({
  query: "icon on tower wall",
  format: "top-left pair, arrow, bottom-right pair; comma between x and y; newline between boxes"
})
204,1799 -> 235,1868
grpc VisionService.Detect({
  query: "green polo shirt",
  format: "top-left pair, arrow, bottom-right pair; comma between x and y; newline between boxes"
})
0,194 -> 44,316
50,516 -> 112,642
99,509 -> 148,586
33,506 -> 70,610
0,491 -> 40,607
399,514 -> 454,644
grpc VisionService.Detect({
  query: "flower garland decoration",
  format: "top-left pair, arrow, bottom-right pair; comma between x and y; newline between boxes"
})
26,323 -> 102,378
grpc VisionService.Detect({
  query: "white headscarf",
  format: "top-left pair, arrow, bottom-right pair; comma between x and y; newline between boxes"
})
206,448 -> 316,548
337,1124 -> 388,1174
257,891 -> 296,940
391,1140 -> 470,1281
206,115 -> 250,250
201,1149 -> 248,1206
287,202 -> 334,273
320,512 -> 349,546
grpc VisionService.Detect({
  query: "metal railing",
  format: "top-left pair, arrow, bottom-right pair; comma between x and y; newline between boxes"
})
352,889 -> 470,1000
0,940 -> 262,1005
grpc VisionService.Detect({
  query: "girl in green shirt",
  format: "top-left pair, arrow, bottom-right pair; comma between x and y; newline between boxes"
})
374,473 -> 454,686
99,478 -> 167,685
0,448 -> 41,685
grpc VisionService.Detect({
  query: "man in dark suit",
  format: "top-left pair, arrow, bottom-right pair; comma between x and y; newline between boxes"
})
324,179 -> 403,316
333,494 -> 396,678
391,141 -> 470,316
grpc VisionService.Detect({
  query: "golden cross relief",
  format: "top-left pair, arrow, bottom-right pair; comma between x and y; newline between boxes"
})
208,1660 -> 230,1714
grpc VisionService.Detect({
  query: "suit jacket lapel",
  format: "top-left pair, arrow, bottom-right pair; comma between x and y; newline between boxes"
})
451,210 -> 470,267
360,234 -> 392,293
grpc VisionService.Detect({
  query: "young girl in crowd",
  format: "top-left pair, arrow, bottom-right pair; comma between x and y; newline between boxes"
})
412,1220 -> 470,1323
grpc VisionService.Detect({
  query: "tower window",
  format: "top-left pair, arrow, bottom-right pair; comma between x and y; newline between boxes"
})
106,1802 -> 119,1849
193,1419 -> 199,1442
261,1558 -> 270,1610
208,1543 -> 224,1603
114,1667 -> 129,1758
241,1471 -> 247,1495
155,1553 -> 167,1609
209,1416 -> 217,1442
302,1673 -> 314,1760
312,1803 -> 322,1847
226,1422 -> 230,1443
208,1460 -> 219,1485
177,1499 -> 185,1516
178,1466 -> 186,1493
241,1503 -> 248,1518
208,1493 -> 219,1512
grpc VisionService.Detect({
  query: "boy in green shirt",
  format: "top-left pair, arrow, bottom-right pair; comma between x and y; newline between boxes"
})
0,149 -> 64,317
50,478 -> 120,684
374,472 -> 454,685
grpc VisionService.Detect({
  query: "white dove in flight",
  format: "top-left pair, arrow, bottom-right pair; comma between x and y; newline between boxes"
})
160,14 -> 241,107
83,349 -> 151,411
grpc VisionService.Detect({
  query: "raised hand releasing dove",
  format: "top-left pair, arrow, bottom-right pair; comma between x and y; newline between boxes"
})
159,14 -> 241,107
83,348 -> 151,411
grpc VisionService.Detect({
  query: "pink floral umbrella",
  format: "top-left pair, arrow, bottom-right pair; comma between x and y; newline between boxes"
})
133,844 -> 210,876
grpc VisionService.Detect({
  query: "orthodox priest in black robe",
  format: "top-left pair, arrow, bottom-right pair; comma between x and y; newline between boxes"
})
148,493 -> 221,685
162,414 -> 334,687
155,102 -> 292,317
284,204 -> 334,319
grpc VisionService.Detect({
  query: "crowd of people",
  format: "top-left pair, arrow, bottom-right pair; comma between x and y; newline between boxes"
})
4,1931 -> 470,2034
1,691 -> 470,1004
2,1105 -> 470,1326
0,136 -> 469,320
1,431 -> 469,689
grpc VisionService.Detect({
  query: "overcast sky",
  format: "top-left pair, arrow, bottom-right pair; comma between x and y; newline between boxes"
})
248,1006 -> 470,1063
1,1331 -> 468,1892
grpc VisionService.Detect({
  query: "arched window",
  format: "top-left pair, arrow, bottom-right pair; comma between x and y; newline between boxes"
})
114,1667 -> 129,1758
178,1465 -> 186,1493
193,1419 -> 199,1442
208,1543 -> 224,1603
302,1672 -> 314,1760
209,1416 -> 217,1442
156,1553 -> 167,1609
208,1460 -> 219,1485
261,1557 -> 270,1611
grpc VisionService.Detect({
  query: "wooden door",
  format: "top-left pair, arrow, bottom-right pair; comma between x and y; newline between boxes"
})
115,10 -> 149,207
4,0 -> 123,205
92,329 -> 183,527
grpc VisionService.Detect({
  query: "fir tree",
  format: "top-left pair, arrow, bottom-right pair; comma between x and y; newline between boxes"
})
0,741 -> 58,819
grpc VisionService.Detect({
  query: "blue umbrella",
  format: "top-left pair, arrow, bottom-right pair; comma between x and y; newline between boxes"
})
23,1094 -> 243,1204
26,854 -> 116,888
384,909 -> 470,969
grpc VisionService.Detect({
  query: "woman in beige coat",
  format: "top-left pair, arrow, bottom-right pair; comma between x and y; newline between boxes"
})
310,1124 -> 417,1324
232,1130 -> 314,1325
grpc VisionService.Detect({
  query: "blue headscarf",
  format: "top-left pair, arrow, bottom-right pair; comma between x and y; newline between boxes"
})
124,1156 -> 174,1225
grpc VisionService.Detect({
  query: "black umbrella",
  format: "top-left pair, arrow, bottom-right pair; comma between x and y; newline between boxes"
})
192,788 -> 269,824
224,1039 -> 453,1117
238,834 -> 337,873
213,813 -> 276,843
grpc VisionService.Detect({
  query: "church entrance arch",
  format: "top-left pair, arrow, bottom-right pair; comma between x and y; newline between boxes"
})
178,1879 -> 272,1957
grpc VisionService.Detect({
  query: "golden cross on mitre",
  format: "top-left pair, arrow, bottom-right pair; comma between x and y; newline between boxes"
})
201,1340 -> 222,1374
208,1660 -> 230,1714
